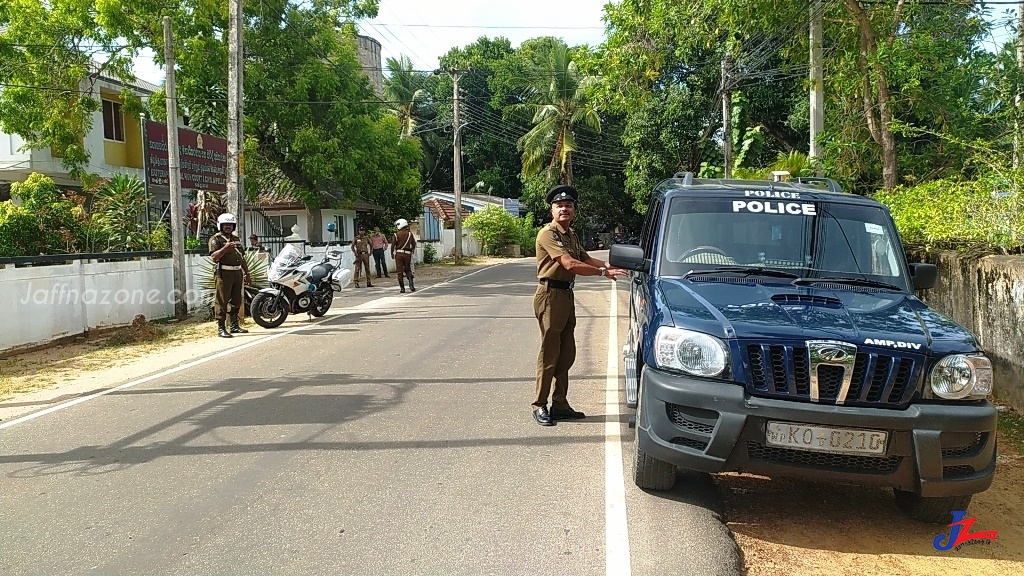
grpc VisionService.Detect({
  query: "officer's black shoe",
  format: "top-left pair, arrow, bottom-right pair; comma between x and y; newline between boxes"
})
409,281 -> 416,292
551,407 -> 586,420
229,324 -> 248,334
218,326 -> 233,338
533,407 -> 555,426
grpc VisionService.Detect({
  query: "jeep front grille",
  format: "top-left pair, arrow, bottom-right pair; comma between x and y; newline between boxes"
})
745,344 -> 920,408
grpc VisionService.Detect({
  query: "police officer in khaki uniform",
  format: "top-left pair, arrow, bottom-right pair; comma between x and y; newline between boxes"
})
209,213 -> 252,338
391,218 -> 416,293
532,185 -> 627,426
351,228 -> 374,288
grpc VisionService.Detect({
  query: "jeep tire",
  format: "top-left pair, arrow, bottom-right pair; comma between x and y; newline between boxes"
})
893,489 -> 973,524
633,440 -> 676,491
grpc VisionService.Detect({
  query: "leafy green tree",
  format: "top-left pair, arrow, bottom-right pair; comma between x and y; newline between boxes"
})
383,55 -> 432,138
505,40 -> 601,186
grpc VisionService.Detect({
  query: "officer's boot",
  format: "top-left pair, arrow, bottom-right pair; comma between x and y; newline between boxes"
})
408,277 -> 416,292
398,279 -> 406,294
229,315 -> 248,334
218,321 -> 232,338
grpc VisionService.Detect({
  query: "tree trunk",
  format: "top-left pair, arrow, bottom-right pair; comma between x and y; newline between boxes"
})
844,0 -> 899,190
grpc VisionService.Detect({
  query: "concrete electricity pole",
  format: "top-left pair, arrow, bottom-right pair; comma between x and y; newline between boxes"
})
163,17 -> 187,320
227,0 -> 245,236
810,0 -> 824,175
721,56 -> 732,178
435,67 -> 471,264
1015,1 -> 1023,171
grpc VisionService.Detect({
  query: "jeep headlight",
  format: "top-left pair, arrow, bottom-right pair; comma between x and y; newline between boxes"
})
929,354 -> 993,400
654,327 -> 728,377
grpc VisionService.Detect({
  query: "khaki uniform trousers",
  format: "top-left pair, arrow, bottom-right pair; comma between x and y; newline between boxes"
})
215,270 -> 244,324
395,251 -> 414,281
354,252 -> 372,284
532,284 -> 576,409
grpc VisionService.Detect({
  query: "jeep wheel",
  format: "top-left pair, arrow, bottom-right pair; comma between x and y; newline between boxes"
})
893,489 -> 973,524
633,441 -> 676,491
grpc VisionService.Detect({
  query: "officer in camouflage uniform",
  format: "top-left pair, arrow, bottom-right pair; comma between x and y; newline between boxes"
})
209,213 -> 252,338
531,185 -> 628,426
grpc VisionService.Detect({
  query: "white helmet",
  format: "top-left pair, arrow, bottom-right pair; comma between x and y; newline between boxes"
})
395,218 -> 409,230
218,213 -> 237,226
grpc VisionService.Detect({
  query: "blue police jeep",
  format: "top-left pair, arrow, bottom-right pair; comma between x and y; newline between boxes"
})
610,173 -> 997,523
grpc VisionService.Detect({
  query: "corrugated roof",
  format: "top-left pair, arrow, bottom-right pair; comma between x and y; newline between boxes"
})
423,197 -> 471,223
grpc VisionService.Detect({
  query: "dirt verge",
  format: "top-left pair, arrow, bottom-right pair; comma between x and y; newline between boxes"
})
722,410 -> 1024,576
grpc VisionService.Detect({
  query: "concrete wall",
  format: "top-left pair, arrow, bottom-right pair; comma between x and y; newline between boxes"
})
440,228 -> 482,258
0,239 -> 432,352
0,255 -> 206,352
913,251 -> 1024,412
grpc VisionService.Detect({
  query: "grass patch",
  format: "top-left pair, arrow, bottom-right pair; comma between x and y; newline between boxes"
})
997,407 -> 1024,455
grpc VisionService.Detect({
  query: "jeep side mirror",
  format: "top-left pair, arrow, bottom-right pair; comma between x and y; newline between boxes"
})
909,263 -> 937,291
609,244 -> 650,273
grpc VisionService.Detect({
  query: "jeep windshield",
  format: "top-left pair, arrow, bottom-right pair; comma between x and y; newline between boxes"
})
659,196 -> 911,291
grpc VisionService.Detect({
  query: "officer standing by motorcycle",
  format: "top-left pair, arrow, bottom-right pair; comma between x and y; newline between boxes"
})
209,213 -> 252,338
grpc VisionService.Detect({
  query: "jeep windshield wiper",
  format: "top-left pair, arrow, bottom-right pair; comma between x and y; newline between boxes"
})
792,276 -> 904,291
683,266 -> 801,280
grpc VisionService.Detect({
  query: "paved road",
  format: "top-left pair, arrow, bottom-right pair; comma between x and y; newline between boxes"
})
0,258 -> 740,576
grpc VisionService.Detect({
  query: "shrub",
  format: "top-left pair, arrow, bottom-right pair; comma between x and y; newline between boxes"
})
875,177 -> 1024,251
423,242 -> 438,263
92,173 -> 151,251
0,173 -> 83,256
464,204 -> 520,255
518,212 -> 541,257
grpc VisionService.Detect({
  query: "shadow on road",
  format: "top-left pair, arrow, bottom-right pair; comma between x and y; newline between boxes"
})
0,372 -> 612,479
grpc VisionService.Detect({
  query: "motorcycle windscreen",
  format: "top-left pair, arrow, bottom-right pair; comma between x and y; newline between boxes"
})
269,244 -> 304,281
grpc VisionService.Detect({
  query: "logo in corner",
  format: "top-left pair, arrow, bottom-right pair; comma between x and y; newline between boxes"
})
933,511 -> 998,551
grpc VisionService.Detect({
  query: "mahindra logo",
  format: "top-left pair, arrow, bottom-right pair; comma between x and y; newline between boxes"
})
818,347 -> 848,362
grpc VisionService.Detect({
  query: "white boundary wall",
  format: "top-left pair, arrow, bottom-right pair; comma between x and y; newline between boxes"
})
0,256 -> 207,352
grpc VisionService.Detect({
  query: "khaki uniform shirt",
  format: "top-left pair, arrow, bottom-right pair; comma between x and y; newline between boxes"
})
209,232 -> 244,266
352,236 -> 371,255
393,229 -> 416,252
535,222 -> 589,281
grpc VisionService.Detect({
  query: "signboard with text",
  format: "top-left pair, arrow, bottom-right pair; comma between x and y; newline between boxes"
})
143,120 -> 228,192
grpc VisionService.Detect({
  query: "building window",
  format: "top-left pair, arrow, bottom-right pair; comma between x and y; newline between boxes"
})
102,100 -> 125,142
268,214 -> 298,236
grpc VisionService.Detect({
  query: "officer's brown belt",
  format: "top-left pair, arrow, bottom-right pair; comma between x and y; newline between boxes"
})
539,278 -> 573,290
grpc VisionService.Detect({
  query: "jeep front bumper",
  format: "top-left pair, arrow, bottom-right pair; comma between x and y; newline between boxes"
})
637,367 -> 997,497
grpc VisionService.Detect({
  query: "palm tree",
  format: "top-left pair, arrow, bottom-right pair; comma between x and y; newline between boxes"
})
508,42 -> 601,186
383,55 -> 430,138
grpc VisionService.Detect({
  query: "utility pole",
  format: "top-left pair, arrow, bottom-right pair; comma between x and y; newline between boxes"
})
227,0 -> 245,236
721,56 -> 732,178
163,17 -> 187,320
1015,1 -> 1024,172
810,0 -> 824,176
435,67 -> 471,264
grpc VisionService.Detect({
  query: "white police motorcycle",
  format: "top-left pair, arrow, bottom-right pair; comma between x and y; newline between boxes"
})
250,243 -> 352,328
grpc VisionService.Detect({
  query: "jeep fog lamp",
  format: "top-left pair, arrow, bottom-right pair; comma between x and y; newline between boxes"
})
930,354 -> 992,399
654,327 -> 728,377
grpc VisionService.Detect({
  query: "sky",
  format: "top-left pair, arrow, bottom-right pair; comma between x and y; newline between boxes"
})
131,0 -> 610,85
130,0 -> 1020,86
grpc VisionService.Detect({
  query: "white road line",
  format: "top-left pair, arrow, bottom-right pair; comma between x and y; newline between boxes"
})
0,263 -> 508,432
606,281 -> 632,576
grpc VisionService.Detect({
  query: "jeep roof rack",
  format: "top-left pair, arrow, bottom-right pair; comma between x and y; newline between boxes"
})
672,171 -> 843,194
792,176 -> 843,194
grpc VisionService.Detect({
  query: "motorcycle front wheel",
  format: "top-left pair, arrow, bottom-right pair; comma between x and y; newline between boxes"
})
310,288 -> 333,317
251,292 -> 289,328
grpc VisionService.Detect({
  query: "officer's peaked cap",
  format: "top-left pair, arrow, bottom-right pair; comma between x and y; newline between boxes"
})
546,184 -> 578,205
